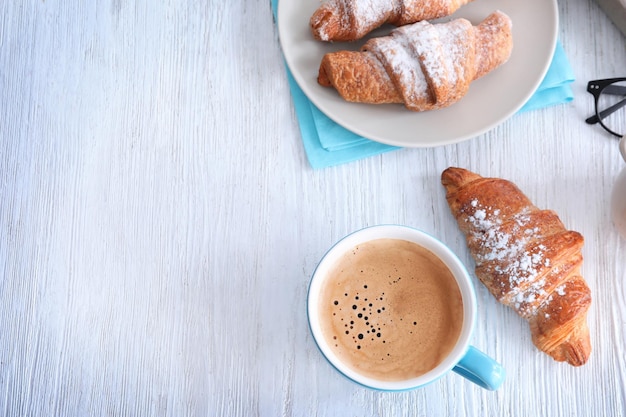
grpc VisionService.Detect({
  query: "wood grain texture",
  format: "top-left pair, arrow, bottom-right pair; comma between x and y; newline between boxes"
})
1,0 -> 625,416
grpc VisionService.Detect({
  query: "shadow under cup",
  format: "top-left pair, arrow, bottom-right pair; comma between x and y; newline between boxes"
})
307,225 -> 505,391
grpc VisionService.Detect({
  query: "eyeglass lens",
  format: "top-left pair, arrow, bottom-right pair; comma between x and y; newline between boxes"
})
597,80 -> 626,137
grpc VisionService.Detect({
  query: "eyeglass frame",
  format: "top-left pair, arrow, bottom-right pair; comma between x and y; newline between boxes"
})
586,77 -> 626,138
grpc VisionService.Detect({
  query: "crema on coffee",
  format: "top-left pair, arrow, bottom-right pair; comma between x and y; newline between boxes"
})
319,238 -> 463,381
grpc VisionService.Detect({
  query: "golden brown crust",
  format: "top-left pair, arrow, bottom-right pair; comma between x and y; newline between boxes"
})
317,11 -> 513,112
441,167 -> 592,366
310,3 -> 346,42
473,10 -> 514,79
318,51 -> 403,103
530,275 -> 591,365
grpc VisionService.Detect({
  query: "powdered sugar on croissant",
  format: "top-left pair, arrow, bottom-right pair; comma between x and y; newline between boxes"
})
310,0 -> 475,42
441,167 -> 592,366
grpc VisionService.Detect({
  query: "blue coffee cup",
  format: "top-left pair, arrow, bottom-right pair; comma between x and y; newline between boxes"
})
308,225 -> 505,391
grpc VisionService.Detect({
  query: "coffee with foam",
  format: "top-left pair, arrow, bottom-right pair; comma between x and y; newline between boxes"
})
318,238 -> 463,381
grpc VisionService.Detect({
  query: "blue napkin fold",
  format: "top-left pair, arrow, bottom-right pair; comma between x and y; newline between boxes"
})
517,42 -> 575,112
273,1 -> 575,169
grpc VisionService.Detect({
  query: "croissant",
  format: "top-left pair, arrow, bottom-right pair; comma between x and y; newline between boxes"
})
441,167 -> 592,366
310,0 -> 474,42
317,11 -> 513,112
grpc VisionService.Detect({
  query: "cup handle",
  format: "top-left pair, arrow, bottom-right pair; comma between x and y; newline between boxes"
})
452,345 -> 505,390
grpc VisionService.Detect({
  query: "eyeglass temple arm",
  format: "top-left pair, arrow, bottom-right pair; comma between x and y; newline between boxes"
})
585,96 -> 626,125
602,84 -> 626,95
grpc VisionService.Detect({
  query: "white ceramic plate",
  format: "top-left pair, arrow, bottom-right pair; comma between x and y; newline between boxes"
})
278,0 -> 558,147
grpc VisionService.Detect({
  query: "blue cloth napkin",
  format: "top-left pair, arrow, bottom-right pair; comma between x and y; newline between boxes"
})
273,2 -> 575,169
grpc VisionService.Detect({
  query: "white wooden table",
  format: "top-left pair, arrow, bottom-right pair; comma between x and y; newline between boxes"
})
1,1 -> 625,416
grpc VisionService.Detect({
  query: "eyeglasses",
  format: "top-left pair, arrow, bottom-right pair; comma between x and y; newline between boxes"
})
586,78 -> 626,138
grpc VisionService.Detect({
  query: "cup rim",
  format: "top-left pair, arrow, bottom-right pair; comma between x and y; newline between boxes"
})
307,224 -> 477,391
